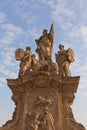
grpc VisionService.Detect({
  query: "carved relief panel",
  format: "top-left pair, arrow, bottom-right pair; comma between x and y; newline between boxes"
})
21,87 -> 59,130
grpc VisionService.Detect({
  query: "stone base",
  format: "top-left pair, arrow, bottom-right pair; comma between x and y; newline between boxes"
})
0,71 -> 86,130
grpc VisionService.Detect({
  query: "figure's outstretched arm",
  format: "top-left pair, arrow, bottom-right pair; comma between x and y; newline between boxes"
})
49,23 -> 54,43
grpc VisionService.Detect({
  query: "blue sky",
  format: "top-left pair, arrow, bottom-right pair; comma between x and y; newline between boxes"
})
0,0 -> 87,128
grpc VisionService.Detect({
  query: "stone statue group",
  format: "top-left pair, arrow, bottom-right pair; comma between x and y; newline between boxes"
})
15,24 -> 74,77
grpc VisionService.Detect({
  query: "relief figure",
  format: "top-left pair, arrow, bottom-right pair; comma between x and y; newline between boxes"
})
31,112 -> 41,130
43,107 -> 55,130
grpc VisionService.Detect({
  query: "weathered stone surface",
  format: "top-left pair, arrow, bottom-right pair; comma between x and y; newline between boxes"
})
55,44 -> 74,77
0,24 -> 86,130
0,71 -> 86,130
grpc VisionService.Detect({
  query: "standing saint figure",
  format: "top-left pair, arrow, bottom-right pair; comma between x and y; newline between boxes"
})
35,23 -> 54,61
43,107 -> 55,130
55,44 -> 74,77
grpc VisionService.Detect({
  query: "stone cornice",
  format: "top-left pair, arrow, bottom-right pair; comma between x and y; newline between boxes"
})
7,71 -> 80,94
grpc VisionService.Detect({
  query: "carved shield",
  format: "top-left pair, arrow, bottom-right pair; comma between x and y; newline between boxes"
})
15,48 -> 25,61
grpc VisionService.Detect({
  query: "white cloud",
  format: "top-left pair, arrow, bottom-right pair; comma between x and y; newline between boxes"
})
2,53 -> 15,66
18,0 -> 29,7
2,23 -> 23,34
80,26 -> 87,46
0,63 -> 18,88
0,12 -> 6,23
48,0 -> 75,30
69,26 -> 81,38
0,65 -> 9,76
74,57 -> 87,90
38,0 -> 55,6
0,77 -> 6,83
1,48 -> 16,66
76,57 -> 87,73
0,44 -> 18,69
20,11 -> 37,26
76,90 -> 87,97
0,23 -> 23,45
0,46 -> 19,82
0,66 -> 11,87
13,1 -> 38,26
0,82 -> 5,87
68,25 -> 87,49
0,64 -> 17,77
28,27 -> 41,38
77,66 -> 87,74
77,0 -> 87,8
0,76 -> 7,87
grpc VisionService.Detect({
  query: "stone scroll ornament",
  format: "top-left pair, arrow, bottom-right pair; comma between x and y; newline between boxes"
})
55,44 -> 75,77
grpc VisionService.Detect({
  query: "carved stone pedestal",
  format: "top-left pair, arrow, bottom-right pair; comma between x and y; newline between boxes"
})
0,71 -> 86,130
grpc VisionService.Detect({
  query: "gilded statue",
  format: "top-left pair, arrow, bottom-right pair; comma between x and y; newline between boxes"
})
55,44 -> 74,77
35,24 -> 54,61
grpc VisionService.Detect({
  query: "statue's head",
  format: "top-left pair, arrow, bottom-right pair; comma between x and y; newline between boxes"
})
26,46 -> 31,51
15,48 -> 25,61
59,44 -> 64,51
43,29 -> 48,35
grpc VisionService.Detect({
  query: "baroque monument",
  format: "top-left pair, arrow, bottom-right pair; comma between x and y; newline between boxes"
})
0,24 -> 86,130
